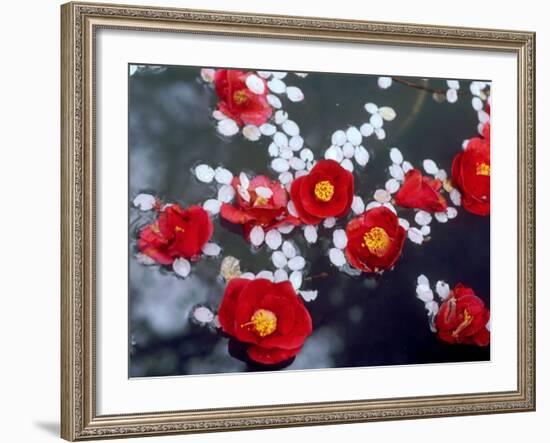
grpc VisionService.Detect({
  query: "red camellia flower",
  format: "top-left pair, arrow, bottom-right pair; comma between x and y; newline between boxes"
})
451,123 -> 491,216
435,283 -> 490,346
345,206 -> 406,273
290,159 -> 354,224
218,278 -> 313,364
214,69 -> 272,127
138,204 -> 213,265
394,168 -> 448,213
220,175 -> 299,240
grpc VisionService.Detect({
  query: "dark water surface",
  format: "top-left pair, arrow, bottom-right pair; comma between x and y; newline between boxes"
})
129,65 -> 490,377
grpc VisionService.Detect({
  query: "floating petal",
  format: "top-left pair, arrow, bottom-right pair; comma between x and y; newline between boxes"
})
133,193 -> 156,211
194,164 -> 215,183
202,243 -> 221,256
173,258 -> 191,278
265,229 -> 283,250
304,225 -> 318,244
329,248 -> 347,267
333,229 -> 348,249
250,226 -> 265,246
286,86 -> 304,102
245,74 -> 265,94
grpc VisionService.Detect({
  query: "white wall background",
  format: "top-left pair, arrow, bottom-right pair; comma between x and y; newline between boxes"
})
0,0 -> 545,442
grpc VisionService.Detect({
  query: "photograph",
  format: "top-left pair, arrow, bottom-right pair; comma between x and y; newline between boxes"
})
128,65 -> 492,377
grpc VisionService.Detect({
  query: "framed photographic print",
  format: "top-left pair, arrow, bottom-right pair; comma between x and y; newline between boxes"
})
61,1 -> 536,440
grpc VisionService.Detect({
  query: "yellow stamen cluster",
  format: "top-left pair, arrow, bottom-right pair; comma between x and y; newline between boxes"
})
476,162 -> 491,176
233,89 -> 248,105
174,226 -> 185,233
452,309 -> 473,337
314,180 -> 335,202
241,309 -> 277,337
362,227 -> 390,257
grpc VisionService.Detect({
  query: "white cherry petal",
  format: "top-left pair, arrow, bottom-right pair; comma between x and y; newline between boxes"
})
242,124 -> 261,141
214,167 -> 233,185
389,164 -> 405,181
417,274 -> 430,287
173,258 -> 191,278
364,102 -> 378,114
217,119 -> 239,136
402,161 -> 413,173
289,135 -> 304,151
447,80 -> 460,89
390,147 -> 403,164
282,240 -> 297,258
133,193 -> 156,211
289,271 -> 303,290
217,184 -> 236,202
249,226 -> 265,246
331,130 -> 347,146
286,86 -> 304,102
446,88 -> 458,103
323,217 -> 336,229
271,158 -> 290,173
378,106 -> 397,121
416,284 -> 434,303
266,94 -> 282,109
420,225 -> 431,236
274,269 -> 289,282
435,169 -> 448,181
256,270 -> 274,281
203,199 -> 221,215
374,189 -> 391,203
237,186 -> 250,203
268,142 -> 279,157
282,119 -> 300,136
279,147 -> 294,160
265,229 -> 283,250
200,68 -> 215,83
245,74 -> 265,94
288,256 -> 306,271
300,148 -> 314,162
423,159 -> 439,175
378,76 -> 392,89
351,196 -> 365,214
240,272 -> 255,280
333,229 -> 348,249
360,123 -> 374,137
254,186 -> 273,199
193,306 -> 214,324
212,110 -> 227,120
325,145 -> 344,163
272,251 -> 288,268
279,171 -> 293,185
289,157 -> 306,171
304,225 -> 318,244
239,172 -> 250,189
346,126 -> 362,146
272,72 -> 287,79
478,110 -> 490,124
274,110 -> 288,124
415,210 -> 432,226
385,178 -> 400,194
267,78 -> 286,94
434,212 -> 448,223
257,71 -> 272,79
446,207 -> 458,219
340,158 -> 354,172
273,131 -> 289,148
135,253 -> 156,265
277,223 -> 295,234
342,142 -> 355,158
202,243 -> 221,256
370,113 -> 384,129
398,218 -> 410,230
354,145 -> 369,166
329,248 -> 347,267
472,96 -> 483,111
194,164 -> 215,183
408,227 -> 424,244
436,281 -> 451,300
299,290 -> 318,302
375,128 -> 386,140
259,123 -> 277,136
287,201 -> 298,218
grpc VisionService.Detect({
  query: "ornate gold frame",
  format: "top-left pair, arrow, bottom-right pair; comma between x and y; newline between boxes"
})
61,1 -> 536,440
